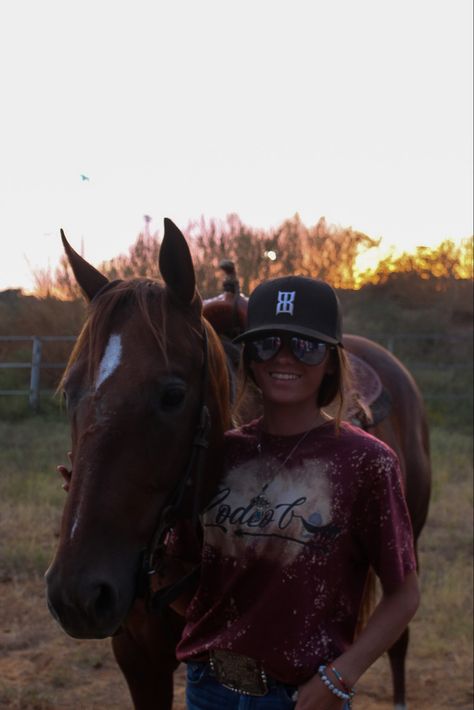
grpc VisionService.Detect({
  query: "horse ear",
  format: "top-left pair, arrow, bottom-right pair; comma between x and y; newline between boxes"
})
159,218 -> 196,304
60,229 -> 109,302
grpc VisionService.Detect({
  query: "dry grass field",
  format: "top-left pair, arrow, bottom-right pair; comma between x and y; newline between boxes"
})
0,416 -> 472,709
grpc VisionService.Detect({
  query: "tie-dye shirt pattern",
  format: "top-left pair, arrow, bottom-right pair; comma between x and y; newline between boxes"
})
176,418 -> 416,685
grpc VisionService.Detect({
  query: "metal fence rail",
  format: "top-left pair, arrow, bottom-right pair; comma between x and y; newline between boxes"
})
0,336 -> 75,410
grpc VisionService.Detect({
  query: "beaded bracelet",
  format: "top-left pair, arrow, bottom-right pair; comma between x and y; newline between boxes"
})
317,665 -> 355,706
329,664 -> 355,698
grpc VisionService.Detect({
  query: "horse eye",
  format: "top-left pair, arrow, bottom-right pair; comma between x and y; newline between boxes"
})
160,385 -> 186,411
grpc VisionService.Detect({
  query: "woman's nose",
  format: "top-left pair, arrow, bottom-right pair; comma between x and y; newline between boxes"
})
273,340 -> 296,363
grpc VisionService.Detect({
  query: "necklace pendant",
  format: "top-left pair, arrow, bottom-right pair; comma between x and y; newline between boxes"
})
251,493 -> 271,513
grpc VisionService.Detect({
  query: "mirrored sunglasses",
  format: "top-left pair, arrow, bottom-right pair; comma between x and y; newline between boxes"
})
248,335 -> 329,366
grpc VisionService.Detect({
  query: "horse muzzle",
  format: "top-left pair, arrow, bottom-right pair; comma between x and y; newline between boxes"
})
45,564 -> 132,639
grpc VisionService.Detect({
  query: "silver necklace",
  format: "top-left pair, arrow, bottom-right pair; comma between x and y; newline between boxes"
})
250,427 -> 314,516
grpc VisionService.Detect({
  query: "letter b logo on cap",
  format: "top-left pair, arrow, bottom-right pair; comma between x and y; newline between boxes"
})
276,291 -> 295,315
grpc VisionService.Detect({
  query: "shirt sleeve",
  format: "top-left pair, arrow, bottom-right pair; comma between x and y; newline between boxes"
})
353,445 -> 417,593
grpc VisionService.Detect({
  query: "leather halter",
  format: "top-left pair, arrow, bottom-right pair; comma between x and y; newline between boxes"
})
137,325 -> 211,611
90,280 -> 211,609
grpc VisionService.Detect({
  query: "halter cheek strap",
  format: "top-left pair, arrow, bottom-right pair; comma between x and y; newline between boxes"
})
137,326 -> 211,611
89,280 -> 211,609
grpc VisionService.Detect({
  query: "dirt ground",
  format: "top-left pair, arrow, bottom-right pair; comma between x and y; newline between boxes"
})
0,574 -> 472,710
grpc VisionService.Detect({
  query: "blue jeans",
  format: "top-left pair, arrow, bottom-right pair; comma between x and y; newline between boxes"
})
186,662 -> 351,709
186,661 -> 297,709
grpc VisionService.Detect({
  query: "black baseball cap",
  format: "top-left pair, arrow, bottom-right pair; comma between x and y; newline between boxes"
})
233,275 -> 343,345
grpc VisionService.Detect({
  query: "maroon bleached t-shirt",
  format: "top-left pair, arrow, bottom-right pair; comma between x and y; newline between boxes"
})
175,418 -> 416,685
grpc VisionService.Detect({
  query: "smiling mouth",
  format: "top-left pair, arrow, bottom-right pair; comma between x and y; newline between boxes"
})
269,372 -> 301,381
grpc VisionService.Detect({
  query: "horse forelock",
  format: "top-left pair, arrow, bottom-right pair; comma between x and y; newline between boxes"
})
60,278 -> 202,392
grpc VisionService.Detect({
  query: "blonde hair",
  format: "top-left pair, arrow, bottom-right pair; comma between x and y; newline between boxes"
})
318,346 -> 353,430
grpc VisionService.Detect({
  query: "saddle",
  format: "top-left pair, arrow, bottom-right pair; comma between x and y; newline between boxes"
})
203,268 -> 391,430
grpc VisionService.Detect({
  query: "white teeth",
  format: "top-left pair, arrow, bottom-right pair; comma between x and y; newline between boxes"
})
270,372 -> 300,380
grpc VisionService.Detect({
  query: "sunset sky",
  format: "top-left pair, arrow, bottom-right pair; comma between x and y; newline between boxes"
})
0,0 -> 472,291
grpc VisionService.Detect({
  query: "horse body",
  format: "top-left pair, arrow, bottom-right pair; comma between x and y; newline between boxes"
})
344,334 -> 431,538
46,223 -> 430,710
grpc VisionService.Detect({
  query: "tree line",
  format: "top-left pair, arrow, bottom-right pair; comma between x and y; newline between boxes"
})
33,213 -> 472,300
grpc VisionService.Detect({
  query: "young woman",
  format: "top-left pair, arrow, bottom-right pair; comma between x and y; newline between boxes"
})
170,275 -> 420,709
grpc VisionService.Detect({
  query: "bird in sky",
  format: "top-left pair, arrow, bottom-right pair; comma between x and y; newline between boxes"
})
80,174 -> 90,181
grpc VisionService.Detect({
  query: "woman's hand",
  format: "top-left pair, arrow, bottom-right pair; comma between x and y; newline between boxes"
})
296,674 -> 346,710
57,451 -> 72,492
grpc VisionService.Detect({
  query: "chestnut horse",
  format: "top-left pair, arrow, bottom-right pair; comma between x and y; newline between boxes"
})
46,219 -> 231,708
46,221 -> 430,710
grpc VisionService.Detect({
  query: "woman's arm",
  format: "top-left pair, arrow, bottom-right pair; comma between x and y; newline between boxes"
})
296,570 -> 420,710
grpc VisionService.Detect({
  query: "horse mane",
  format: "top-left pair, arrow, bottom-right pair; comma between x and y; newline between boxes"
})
60,279 -> 231,432
203,319 -> 232,431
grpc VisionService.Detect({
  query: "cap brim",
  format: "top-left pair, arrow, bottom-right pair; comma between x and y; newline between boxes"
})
233,324 -> 341,346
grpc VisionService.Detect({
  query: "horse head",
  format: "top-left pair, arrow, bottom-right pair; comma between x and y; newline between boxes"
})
45,219 -> 230,639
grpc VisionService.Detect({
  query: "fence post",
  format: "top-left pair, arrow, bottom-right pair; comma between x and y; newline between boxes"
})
29,337 -> 42,412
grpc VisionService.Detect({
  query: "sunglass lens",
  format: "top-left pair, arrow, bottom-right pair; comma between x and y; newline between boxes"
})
290,337 -> 327,365
250,336 -> 282,362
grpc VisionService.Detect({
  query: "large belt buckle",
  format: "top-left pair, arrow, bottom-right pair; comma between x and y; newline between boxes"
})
209,649 -> 269,696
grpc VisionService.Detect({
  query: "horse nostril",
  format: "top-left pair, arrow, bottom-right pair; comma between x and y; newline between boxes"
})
89,582 -> 118,620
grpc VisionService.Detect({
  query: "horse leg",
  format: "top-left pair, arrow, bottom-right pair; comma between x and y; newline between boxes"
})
387,625 -> 410,710
112,600 -> 184,710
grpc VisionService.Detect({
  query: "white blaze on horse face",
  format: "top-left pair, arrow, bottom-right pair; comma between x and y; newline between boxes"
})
70,495 -> 85,541
95,334 -> 122,390
70,517 -> 79,540
69,335 -> 122,541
